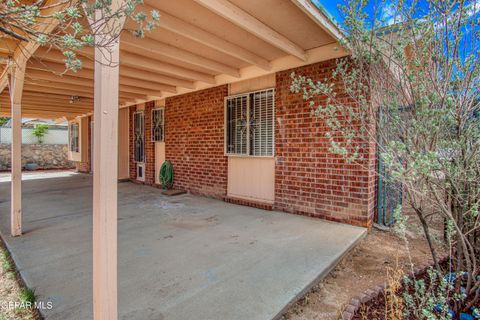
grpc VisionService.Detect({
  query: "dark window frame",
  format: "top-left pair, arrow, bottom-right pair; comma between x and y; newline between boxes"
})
133,111 -> 145,163
224,88 -> 275,157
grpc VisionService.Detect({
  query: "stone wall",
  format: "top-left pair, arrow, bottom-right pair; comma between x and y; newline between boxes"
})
0,144 -> 74,171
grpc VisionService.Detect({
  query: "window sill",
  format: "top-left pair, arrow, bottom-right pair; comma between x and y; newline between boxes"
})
225,154 -> 275,159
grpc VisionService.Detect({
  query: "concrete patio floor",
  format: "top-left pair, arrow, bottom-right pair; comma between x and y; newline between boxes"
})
0,172 -> 366,320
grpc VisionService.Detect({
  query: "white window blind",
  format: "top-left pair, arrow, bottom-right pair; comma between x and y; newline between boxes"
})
251,90 -> 274,156
134,112 -> 145,162
152,108 -> 164,142
225,88 -> 274,156
69,123 -> 79,152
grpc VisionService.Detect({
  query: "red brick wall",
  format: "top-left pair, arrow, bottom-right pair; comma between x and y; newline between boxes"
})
275,59 -> 376,227
125,59 -> 376,227
164,85 -> 228,199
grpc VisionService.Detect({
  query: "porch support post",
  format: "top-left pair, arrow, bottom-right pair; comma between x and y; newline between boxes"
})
8,65 -> 25,237
90,3 -> 125,319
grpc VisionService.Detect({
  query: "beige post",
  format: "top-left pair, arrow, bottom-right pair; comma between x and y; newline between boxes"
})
8,66 -> 25,237
90,2 -> 125,319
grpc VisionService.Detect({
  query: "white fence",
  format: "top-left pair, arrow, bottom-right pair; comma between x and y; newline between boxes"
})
0,127 -> 68,145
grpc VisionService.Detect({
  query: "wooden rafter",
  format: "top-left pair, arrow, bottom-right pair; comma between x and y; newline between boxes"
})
121,32 -> 240,77
26,70 -> 176,94
193,0 -> 306,60
120,51 -> 216,84
143,3 -> 271,70
27,60 -> 196,90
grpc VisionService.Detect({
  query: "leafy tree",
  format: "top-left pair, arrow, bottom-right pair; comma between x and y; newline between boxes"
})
31,124 -> 49,144
291,0 -> 480,315
0,0 -> 160,71
0,117 -> 9,126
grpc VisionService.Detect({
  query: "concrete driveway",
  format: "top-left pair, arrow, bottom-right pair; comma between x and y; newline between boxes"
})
0,172 -> 366,320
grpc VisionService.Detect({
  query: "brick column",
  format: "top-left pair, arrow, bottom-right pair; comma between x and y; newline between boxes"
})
274,58 -> 376,228
144,101 -> 156,185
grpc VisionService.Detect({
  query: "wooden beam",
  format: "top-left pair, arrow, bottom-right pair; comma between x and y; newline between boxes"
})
0,99 -> 93,110
121,66 -> 195,89
1,106 -> 89,116
7,65 -> 25,237
193,0 -> 307,60
25,81 -> 93,94
33,47 -> 95,69
26,71 -> 175,94
0,67 -> 8,97
0,110 -> 80,118
120,76 -> 175,93
27,69 -> 177,94
0,0 -> 70,95
29,53 -> 196,89
121,32 -> 240,77
120,51 -> 216,84
35,47 -> 202,87
142,4 -> 271,70
0,101 -> 92,111
21,92 -> 94,103
122,43 -> 348,108
24,83 -> 146,101
90,1 -> 125,319
27,60 -> 94,77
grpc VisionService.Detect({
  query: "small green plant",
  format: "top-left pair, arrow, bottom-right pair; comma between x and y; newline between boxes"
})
1,250 -> 12,273
31,124 -> 49,144
402,268 -> 462,320
19,287 -> 36,305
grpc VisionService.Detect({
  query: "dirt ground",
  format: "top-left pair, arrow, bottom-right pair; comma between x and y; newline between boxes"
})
282,216 -> 445,320
0,240 -> 38,320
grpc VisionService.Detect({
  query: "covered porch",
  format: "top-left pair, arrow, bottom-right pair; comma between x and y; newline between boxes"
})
0,1 -> 376,319
0,172 -> 365,320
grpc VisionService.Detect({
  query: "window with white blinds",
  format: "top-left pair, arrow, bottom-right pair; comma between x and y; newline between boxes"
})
134,112 -> 145,162
152,108 -> 164,142
225,88 -> 275,156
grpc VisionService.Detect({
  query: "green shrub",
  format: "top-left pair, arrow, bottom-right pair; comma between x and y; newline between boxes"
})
31,124 -> 49,144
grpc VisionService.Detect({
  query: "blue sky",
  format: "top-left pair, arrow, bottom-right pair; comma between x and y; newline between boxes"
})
316,0 -> 479,63
316,0 -> 430,26
317,1 -> 478,27
316,1 -> 343,24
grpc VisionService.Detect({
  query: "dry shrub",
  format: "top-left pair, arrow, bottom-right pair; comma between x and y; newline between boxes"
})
384,260 -> 404,320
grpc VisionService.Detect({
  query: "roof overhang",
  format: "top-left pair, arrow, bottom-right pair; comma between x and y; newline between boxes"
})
0,0 -> 347,119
